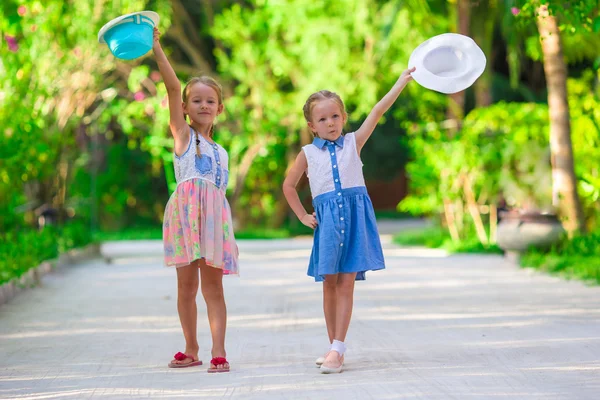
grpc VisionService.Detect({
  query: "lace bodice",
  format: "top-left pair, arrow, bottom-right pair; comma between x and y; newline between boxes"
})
173,128 -> 229,190
302,132 -> 366,198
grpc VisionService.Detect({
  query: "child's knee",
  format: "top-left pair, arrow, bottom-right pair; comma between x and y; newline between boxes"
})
201,283 -> 224,301
323,276 -> 338,290
336,279 -> 355,295
178,281 -> 199,299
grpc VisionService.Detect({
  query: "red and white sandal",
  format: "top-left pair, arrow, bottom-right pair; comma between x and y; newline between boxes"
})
168,352 -> 203,368
207,356 -> 230,373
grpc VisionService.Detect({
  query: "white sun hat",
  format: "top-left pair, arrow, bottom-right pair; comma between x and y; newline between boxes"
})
408,33 -> 486,94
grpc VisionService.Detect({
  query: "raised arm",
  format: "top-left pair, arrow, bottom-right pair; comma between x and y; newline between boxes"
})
282,151 -> 317,229
354,66 -> 415,151
152,28 -> 188,138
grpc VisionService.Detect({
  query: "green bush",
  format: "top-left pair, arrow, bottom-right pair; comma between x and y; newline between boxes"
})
0,229 -> 57,285
0,221 -> 93,286
521,231 -> 600,284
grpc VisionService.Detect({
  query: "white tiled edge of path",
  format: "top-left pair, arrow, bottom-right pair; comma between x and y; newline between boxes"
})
1,219 -> 599,399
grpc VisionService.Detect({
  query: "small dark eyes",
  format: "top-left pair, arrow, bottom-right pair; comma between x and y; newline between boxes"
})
319,114 -> 338,122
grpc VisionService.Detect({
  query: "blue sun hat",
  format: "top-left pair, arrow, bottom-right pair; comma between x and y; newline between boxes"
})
98,11 -> 159,60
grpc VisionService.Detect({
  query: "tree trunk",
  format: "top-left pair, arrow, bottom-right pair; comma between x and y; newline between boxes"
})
536,6 -> 586,234
446,0 -> 471,128
229,140 -> 264,212
471,0 -> 495,107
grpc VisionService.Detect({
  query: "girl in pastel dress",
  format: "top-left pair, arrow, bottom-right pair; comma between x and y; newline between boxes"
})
282,67 -> 415,373
153,28 -> 238,373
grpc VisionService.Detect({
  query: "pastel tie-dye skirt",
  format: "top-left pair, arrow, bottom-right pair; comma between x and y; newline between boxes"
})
163,178 -> 239,275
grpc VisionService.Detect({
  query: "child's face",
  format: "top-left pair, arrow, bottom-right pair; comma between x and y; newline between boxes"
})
308,99 -> 347,141
183,83 -> 223,126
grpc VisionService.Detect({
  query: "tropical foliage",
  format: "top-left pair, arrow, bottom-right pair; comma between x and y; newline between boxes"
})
1,0 -> 599,284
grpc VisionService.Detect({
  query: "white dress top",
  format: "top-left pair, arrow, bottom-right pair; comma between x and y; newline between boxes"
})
302,132 -> 366,198
173,127 -> 230,189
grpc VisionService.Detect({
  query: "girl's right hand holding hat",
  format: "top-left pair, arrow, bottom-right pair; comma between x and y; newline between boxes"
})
152,27 -> 162,52
399,66 -> 416,85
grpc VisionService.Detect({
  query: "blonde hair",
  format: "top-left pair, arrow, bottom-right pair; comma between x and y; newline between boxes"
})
302,90 -> 346,137
182,76 -> 223,157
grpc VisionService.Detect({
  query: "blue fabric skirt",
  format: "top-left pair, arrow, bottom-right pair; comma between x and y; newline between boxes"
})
308,186 -> 385,282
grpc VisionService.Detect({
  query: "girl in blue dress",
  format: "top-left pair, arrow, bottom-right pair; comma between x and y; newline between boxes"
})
282,67 -> 415,373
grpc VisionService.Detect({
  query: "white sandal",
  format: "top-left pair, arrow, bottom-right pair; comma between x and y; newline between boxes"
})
319,352 -> 344,374
315,351 -> 328,366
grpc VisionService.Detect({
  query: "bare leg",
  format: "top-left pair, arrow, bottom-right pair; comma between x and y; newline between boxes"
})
199,259 -> 229,371
333,272 -> 356,342
171,261 -> 200,365
323,272 -> 357,368
323,275 -> 338,344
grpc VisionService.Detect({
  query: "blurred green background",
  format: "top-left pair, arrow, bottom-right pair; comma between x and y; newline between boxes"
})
1,0 -> 599,284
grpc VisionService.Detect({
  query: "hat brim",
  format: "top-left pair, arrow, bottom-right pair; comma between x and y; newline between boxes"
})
98,11 -> 160,44
408,33 -> 486,94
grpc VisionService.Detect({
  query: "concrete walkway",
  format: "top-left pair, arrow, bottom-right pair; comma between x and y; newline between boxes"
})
1,222 -> 599,399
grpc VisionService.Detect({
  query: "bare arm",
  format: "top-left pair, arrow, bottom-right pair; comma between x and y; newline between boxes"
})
152,28 -> 188,138
282,151 -> 317,229
354,66 -> 415,151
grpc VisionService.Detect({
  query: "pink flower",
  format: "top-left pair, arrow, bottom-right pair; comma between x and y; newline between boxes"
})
134,91 -> 145,102
161,97 -> 168,108
150,71 -> 161,82
5,35 -> 18,52
73,47 -> 81,57
511,7 -> 520,16
18,6 -> 27,16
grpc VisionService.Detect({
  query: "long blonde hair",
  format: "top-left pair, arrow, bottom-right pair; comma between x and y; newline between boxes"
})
182,76 -> 223,156
302,90 -> 346,137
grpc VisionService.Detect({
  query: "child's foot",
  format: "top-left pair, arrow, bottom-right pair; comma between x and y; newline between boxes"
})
315,354 -> 326,366
315,351 -> 332,366
168,351 -> 202,368
208,356 -> 230,373
319,350 -> 344,374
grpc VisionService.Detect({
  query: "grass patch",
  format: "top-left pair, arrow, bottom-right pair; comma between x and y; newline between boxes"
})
520,231 -> 600,284
96,227 -> 296,241
235,228 -> 292,239
394,225 -> 600,285
392,226 -> 447,248
93,220 -> 315,241
236,220 -> 314,239
93,227 -> 162,241
393,225 -> 502,254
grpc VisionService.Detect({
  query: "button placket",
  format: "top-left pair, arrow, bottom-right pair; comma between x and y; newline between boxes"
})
212,143 -> 222,188
328,143 -> 345,248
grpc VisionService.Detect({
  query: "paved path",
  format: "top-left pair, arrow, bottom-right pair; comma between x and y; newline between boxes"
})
1,222 -> 599,399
